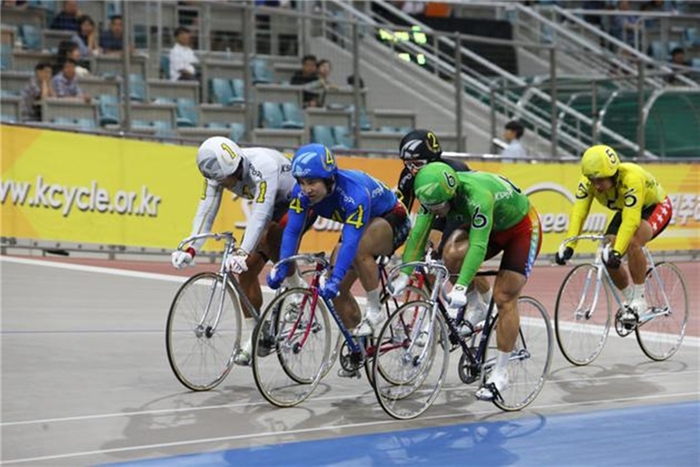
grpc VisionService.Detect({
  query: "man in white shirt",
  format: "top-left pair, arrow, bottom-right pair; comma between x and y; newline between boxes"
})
501,120 -> 528,159
169,27 -> 199,81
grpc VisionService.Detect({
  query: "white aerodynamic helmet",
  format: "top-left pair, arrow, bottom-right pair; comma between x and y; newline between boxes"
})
196,136 -> 245,181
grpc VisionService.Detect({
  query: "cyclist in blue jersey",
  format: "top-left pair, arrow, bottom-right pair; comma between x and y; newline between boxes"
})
267,144 -> 410,336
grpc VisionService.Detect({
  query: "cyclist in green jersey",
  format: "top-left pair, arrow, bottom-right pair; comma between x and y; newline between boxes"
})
391,162 -> 542,401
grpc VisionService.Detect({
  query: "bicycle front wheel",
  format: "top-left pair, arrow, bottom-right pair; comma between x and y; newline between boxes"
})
636,262 -> 689,361
166,272 -> 241,391
252,288 -> 332,408
486,296 -> 553,412
372,300 -> 450,420
555,264 -> 611,366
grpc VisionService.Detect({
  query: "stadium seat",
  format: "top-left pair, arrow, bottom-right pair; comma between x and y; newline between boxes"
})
176,98 -> 198,127
347,105 -> 372,131
691,58 -> 700,69
98,94 -> 119,126
129,74 -> 146,102
333,125 -> 354,148
230,79 -> 245,103
311,125 -> 337,147
0,45 -> 11,70
75,118 -> 96,129
210,78 -> 236,105
159,54 -> 170,80
230,122 -> 245,141
1,114 -> 17,123
251,58 -> 273,84
19,25 -> 42,51
280,101 -> 305,129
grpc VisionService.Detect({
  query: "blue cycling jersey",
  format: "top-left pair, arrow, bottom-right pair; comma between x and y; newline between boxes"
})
280,169 -> 398,283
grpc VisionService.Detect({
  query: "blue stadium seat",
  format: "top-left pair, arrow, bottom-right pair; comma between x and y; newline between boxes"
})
230,79 -> 245,103
160,54 -> 170,80
210,78 -> 236,105
128,74 -> 146,102
75,118 -> 96,129
691,58 -> 700,69
1,114 -> 17,123
19,25 -> 42,51
230,123 -> 245,141
52,117 -> 76,126
259,102 -> 284,128
280,101 -> 305,129
311,125 -> 337,147
333,126 -> 354,148
176,98 -> 198,127
98,94 -> 120,126
649,41 -> 664,60
1,89 -> 18,97
0,45 -> 11,70
251,58 -> 273,84
347,106 -> 372,131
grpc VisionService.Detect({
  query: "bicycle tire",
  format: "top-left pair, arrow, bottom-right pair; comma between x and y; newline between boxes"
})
372,300 -> 450,420
252,287 -> 331,408
165,272 -> 242,391
635,262 -> 688,361
554,264 -> 612,366
486,296 -> 553,412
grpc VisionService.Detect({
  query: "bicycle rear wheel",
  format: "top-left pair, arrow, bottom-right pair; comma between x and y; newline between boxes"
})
372,300 -> 450,420
166,272 -> 241,391
486,296 -> 552,412
636,262 -> 688,361
554,264 -> 611,366
252,288 -> 332,408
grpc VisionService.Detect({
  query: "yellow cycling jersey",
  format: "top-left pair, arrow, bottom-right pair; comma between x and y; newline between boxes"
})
566,162 -> 666,254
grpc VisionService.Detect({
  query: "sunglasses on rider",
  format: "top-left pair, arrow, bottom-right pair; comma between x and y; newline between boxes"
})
404,159 -> 428,171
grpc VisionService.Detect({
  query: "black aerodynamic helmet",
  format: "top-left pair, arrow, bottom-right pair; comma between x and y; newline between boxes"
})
399,129 -> 442,162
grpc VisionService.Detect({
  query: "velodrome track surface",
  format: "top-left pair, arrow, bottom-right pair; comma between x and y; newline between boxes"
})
1,255 -> 699,466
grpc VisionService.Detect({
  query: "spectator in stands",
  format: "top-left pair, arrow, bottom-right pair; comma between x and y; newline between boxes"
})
612,0 -> 641,49
290,54 -> 320,108
668,47 -> 691,84
347,73 -> 365,89
54,40 -> 90,77
73,15 -> 99,59
315,59 -> 338,90
501,120 -> 527,159
52,58 -> 89,103
20,61 -> 54,122
169,26 -> 199,81
50,0 -> 81,32
100,15 -> 130,55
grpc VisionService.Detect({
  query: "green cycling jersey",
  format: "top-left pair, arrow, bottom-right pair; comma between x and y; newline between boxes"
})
402,171 -> 531,286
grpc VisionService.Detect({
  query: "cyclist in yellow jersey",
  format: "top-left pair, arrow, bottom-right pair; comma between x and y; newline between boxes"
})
555,145 -> 673,321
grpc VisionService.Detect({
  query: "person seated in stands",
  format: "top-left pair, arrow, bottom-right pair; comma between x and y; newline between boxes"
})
20,61 -> 54,122
54,40 -> 90,77
290,54 -> 320,108
667,47 -> 691,84
169,26 -> 200,81
611,0 -> 640,49
501,120 -> 528,159
100,15 -> 134,55
52,58 -> 90,103
73,15 -> 100,59
50,0 -> 81,32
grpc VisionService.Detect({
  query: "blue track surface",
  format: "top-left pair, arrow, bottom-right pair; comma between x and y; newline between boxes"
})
105,400 -> 700,466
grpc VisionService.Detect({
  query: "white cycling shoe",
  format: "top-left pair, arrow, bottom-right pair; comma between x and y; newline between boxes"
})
476,368 -> 509,401
234,339 -> 252,366
622,297 -> 647,322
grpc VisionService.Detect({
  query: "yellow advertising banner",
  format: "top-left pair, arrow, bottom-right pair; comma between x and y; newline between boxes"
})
1,126 -> 699,255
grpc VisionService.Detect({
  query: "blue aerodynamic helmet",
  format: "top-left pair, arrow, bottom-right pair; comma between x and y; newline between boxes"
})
291,144 -> 338,180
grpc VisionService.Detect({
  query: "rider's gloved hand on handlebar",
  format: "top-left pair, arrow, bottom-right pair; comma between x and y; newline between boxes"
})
555,246 -> 574,265
319,276 -> 341,301
225,249 -> 249,274
266,264 -> 289,290
171,247 -> 196,269
389,272 -> 410,297
447,284 -> 468,309
604,249 -> 622,269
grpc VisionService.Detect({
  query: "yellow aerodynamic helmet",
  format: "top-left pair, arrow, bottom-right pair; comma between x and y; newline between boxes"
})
581,145 -> 620,179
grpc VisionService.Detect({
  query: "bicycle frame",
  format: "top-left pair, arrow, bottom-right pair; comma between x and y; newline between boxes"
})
559,234 -> 673,326
176,232 -> 261,335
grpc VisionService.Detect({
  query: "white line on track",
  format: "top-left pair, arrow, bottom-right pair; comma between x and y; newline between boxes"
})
2,369 -> 698,428
2,392 -> 698,465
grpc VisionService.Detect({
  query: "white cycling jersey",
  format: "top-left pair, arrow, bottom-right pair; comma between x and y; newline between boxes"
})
188,147 -> 294,254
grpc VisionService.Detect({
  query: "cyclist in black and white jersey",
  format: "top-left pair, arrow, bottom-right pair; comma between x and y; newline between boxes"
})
171,136 -> 313,364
